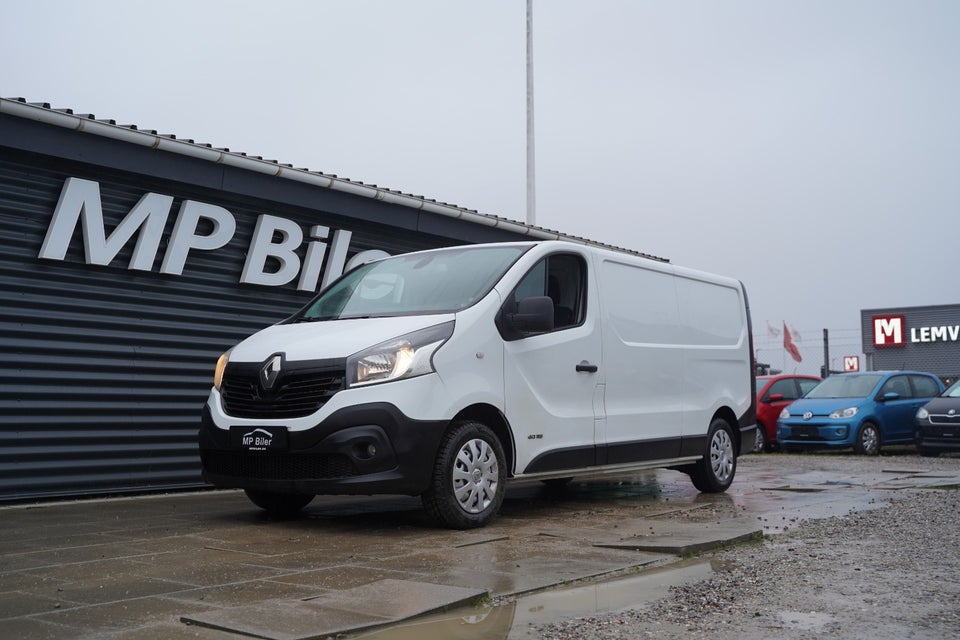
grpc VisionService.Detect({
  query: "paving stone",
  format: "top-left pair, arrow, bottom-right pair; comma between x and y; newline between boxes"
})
182,579 -> 485,640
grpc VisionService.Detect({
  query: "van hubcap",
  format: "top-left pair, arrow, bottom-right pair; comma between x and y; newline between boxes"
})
710,429 -> 734,483
453,438 -> 499,514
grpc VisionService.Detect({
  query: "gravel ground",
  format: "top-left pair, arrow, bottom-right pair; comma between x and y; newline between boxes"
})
536,453 -> 960,640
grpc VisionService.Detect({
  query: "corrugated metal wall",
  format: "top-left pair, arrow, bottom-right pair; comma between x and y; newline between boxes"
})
0,152 -> 473,500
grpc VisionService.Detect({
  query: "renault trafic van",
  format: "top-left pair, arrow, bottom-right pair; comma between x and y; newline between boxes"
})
200,241 -> 756,528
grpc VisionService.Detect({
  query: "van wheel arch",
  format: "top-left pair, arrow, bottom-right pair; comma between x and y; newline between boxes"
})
453,404 -> 514,476
712,406 -> 742,455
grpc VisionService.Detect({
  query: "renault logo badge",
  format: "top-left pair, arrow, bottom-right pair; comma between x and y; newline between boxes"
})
260,354 -> 283,390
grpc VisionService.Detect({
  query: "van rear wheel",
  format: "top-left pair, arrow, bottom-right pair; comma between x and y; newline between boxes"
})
422,421 -> 506,529
690,418 -> 737,493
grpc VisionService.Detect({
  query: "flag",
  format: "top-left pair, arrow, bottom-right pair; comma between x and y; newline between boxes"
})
783,322 -> 802,363
767,321 -> 781,338
789,324 -> 802,343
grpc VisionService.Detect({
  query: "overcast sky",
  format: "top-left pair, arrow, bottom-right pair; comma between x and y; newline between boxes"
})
3,0 -> 958,374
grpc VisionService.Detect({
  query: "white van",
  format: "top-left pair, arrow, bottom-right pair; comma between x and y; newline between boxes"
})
200,241 -> 756,528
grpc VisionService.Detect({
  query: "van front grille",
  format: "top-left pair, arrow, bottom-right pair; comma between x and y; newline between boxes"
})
221,368 -> 345,419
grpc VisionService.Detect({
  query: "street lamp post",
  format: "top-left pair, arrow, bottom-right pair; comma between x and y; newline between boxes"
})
526,0 -> 536,226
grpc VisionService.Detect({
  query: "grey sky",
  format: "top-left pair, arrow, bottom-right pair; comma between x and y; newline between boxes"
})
3,0 -> 958,374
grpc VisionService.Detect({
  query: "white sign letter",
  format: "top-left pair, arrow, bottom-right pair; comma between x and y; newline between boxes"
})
241,214 -> 304,287
160,200 -> 236,275
39,177 -> 173,270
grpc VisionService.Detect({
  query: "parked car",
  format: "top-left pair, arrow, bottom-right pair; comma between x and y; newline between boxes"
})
753,374 -> 821,452
915,378 -> 960,456
777,371 -> 944,455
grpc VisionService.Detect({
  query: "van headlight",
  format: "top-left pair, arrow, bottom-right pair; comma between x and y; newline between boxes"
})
214,350 -> 231,391
347,321 -> 454,387
829,407 -> 858,419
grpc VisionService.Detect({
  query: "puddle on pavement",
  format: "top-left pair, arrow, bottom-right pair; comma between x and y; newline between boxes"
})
348,557 -> 714,640
777,610 -> 837,631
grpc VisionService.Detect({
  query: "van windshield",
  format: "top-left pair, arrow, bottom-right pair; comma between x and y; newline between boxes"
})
297,245 -> 529,321
805,374 -> 882,399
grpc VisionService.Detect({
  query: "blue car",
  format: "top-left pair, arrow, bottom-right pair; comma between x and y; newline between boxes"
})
777,371 -> 944,455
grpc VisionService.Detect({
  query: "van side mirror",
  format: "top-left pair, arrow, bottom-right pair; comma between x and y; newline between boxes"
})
513,296 -> 555,333
496,296 -> 555,340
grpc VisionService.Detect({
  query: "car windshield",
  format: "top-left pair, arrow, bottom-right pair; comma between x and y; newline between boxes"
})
805,374 -> 883,399
942,380 -> 960,398
296,245 -> 528,321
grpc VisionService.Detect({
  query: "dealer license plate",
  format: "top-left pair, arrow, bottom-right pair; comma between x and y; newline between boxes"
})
230,426 -> 289,452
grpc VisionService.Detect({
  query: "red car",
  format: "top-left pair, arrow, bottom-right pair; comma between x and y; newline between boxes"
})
754,374 -> 821,452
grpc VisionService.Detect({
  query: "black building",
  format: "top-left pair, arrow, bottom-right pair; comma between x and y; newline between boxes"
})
861,304 -> 960,384
0,97 -> 657,500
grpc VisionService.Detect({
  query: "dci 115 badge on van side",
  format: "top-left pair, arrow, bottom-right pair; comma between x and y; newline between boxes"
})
199,241 -> 756,529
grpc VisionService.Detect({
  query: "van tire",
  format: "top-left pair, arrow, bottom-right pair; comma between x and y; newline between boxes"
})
690,418 -> 737,493
422,421 -> 506,529
244,490 -> 314,517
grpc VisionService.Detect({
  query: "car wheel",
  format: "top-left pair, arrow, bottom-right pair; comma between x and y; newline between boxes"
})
753,425 -> 768,453
854,422 -> 881,456
690,418 -> 737,493
422,421 -> 506,529
244,490 -> 314,517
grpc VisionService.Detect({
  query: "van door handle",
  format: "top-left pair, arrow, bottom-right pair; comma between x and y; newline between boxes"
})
576,361 -> 598,373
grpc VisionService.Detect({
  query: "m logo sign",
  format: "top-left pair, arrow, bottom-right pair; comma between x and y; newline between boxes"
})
873,315 -> 905,347
843,356 -> 860,372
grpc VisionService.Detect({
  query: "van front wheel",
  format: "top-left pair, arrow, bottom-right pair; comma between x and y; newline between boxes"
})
422,421 -> 506,529
690,418 -> 737,493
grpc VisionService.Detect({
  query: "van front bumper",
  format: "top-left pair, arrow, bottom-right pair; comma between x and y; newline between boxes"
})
198,402 -> 447,496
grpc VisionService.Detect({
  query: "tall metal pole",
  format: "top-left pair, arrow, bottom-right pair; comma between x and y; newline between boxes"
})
526,0 -> 536,226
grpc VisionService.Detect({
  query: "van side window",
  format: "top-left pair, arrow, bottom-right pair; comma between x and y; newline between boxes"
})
498,253 -> 586,340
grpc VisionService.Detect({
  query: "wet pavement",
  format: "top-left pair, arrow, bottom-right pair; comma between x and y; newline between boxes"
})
3,454 -> 960,640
